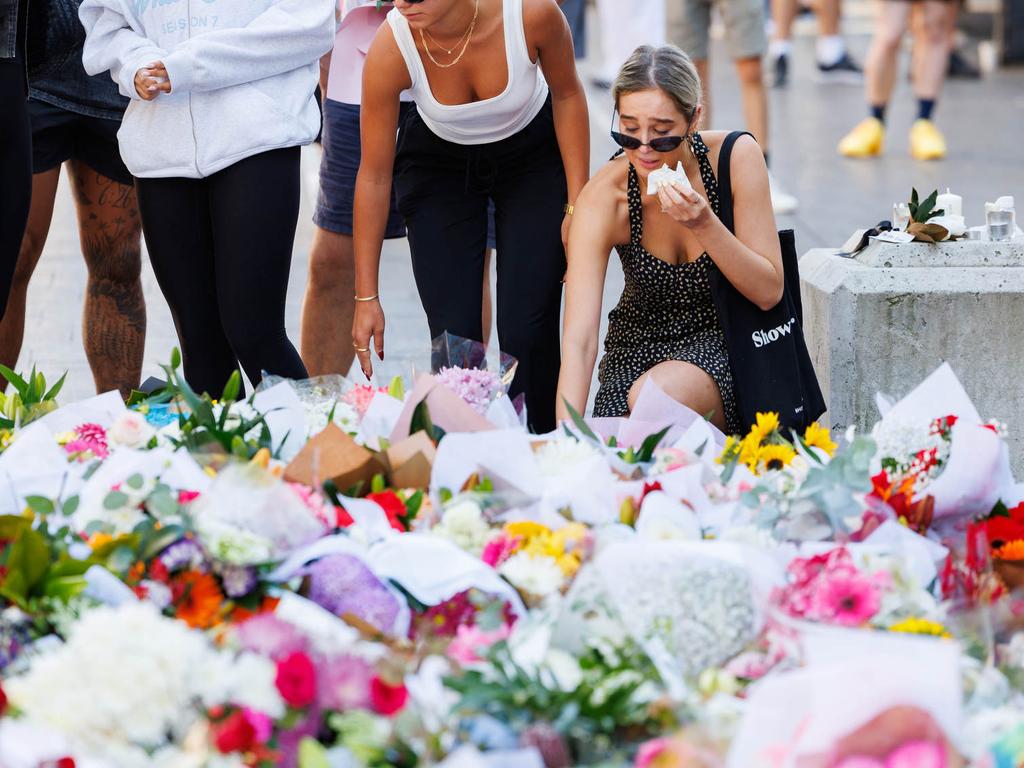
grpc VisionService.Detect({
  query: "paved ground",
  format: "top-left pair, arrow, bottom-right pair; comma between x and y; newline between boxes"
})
16,9 -> 1024,406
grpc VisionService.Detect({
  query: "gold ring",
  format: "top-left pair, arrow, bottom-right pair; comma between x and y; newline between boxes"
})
353,345 -> 369,353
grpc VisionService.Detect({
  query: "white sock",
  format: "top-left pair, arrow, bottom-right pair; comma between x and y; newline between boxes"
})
816,35 -> 846,67
769,39 -> 793,59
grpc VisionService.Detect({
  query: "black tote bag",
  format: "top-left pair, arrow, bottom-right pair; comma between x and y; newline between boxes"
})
706,131 -> 826,433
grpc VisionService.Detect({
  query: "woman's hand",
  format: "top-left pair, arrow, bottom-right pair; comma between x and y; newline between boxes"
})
657,181 -> 712,229
352,299 -> 385,380
134,62 -> 171,100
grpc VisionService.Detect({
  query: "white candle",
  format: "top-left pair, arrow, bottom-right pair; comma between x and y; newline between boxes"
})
936,188 -> 962,218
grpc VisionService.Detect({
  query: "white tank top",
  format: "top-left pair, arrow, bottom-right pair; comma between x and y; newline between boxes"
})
386,0 -> 549,145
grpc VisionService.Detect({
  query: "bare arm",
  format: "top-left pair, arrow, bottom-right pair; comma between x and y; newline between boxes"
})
555,179 -> 618,422
658,135 -> 783,310
351,25 -> 411,378
528,0 -> 590,237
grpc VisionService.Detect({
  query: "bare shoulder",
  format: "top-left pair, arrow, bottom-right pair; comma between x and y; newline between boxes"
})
364,17 -> 412,93
700,130 -> 767,177
573,157 -> 629,238
522,0 -> 564,27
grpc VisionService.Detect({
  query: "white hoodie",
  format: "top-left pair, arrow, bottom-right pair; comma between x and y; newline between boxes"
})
80,0 -> 335,178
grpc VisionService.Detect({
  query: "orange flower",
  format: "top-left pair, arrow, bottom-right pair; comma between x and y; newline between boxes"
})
230,596 -> 280,624
993,539 -> 1024,562
173,571 -> 224,629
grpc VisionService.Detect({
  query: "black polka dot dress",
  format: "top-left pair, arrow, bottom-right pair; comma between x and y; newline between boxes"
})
593,133 -> 741,434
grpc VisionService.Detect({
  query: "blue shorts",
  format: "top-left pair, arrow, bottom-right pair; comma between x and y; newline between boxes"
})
316,99 -> 495,248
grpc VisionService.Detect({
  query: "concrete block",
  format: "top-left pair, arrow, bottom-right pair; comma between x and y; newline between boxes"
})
800,239 -> 1024,474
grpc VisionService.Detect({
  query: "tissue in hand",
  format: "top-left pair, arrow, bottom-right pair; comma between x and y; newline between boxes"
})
646,162 -> 693,196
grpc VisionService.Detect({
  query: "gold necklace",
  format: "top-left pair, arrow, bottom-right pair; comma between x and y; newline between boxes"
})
419,0 -> 480,69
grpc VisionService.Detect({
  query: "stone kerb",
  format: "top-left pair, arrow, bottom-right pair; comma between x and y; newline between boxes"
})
800,239 -> 1024,474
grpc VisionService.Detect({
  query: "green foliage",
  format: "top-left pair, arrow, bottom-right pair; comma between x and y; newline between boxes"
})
136,348 -> 276,460
909,188 -> 944,224
0,364 -> 66,429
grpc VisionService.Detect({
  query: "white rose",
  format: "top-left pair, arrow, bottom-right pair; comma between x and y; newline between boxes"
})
108,411 -> 156,449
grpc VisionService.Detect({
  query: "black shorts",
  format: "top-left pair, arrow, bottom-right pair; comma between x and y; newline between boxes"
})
29,98 -> 132,185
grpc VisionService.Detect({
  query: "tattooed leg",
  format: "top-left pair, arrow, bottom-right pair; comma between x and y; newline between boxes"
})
69,160 -> 145,398
0,168 -> 61,385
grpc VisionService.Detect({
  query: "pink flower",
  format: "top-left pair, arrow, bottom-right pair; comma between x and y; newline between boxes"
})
447,623 -> 511,665
63,423 -> 109,460
481,534 -> 520,568
634,737 -> 707,768
833,740 -> 947,768
288,483 -> 335,529
342,384 -> 387,418
815,574 -> 881,626
317,654 -> 374,711
241,708 -> 273,744
434,367 -> 501,414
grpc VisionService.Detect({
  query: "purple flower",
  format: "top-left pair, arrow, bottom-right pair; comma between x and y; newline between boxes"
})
434,367 -> 501,414
218,564 -> 258,598
159,538 -> 206,572
317,654 -> 374,711
234,613 -> 310,659
306,554 -> 402,635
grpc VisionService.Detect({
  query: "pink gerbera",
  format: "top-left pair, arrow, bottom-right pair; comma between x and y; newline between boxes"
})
341,384 -> 387,417
63,422 -> 109,461
816,574 -> 881,626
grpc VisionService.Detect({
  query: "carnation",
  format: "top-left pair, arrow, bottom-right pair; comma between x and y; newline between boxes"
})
535,438 -> 603,478
498,552 -> 565,599
433,499 -> 494,556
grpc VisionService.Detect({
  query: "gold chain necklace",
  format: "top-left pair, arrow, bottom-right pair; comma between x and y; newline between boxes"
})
419,0 -> 480,69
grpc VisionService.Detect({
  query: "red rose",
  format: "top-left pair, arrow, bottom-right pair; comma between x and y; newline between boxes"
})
0,680 -> 7,716
213,709 -> 257,754
366,491 -> 408,532
275,651 -> 317,708
370,676 -> 409,716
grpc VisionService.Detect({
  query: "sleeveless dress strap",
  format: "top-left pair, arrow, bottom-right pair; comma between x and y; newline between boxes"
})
625,163 -> 644,245
690,132 -> 721,217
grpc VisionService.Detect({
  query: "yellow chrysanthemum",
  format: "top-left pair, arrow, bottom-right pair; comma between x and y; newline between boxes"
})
803,422 -> 838,456
888,617 -> 952,639
994,539 -> 1024,562
504,521 -> 551,543
748,412 -> 781,445
757,443 -> 796,472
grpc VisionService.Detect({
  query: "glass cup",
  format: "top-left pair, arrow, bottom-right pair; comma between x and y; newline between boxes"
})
987,208 -> 1014,242
892,202 -> 911,231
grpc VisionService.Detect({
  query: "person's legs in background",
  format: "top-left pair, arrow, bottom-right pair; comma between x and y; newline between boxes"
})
838,1 -> 911,158
722,0 -> 800,214
0,168 -> 59,377
906,0 -> 950,159
667,0 -> 712,124
769,0 -> 862,87
559,0 -> 587,59
136,175 -> 239,396
0,56 -> 31,323
69,160 -> 145,397
210,146 -> 308,388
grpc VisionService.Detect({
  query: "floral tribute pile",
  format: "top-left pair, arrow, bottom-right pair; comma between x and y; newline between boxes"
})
1,339 -> 1024,768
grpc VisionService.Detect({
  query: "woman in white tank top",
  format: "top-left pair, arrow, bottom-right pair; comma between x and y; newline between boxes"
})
351,0 -> 589,434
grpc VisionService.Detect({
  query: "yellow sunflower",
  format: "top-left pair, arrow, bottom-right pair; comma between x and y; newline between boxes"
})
757,443 -> 796,472
717,435 -> 741,465
748,412 -> 781,445
739,434 -> 763,470
803,422 -> 838,456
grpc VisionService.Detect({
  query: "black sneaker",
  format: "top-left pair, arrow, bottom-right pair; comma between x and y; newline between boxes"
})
772,53 -> 788,88
948,49 -> 981,79
816,52 -> 863,85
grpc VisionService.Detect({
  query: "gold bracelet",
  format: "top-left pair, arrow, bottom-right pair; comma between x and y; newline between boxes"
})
563,203 -> 574,216
354,294 -> 379,302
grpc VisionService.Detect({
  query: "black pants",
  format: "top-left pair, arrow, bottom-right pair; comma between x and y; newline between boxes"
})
0,55 -> 30,322
394,98 -> 566,433
135,146 -> 307,396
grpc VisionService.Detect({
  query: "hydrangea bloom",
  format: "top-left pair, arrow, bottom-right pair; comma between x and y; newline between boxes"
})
306,554 -> 403,635
434,367 -> 502,414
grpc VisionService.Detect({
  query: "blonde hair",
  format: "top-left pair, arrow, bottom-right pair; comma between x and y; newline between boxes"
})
612,45 -> 702,120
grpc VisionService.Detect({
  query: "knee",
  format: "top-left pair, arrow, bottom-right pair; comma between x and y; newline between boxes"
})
84,233 -> 143,286
307,233 -> 354,293
875,28 -> 905,53
916,18 -> 948,48
735,58 -> 764,86
12,234 -> 43,290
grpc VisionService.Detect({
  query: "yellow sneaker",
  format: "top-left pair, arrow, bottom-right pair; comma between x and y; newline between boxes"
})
909,119 -> 947,160
838,117 -> 885,158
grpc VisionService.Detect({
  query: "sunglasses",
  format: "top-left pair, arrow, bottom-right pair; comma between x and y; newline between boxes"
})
609,111 -> 693,153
